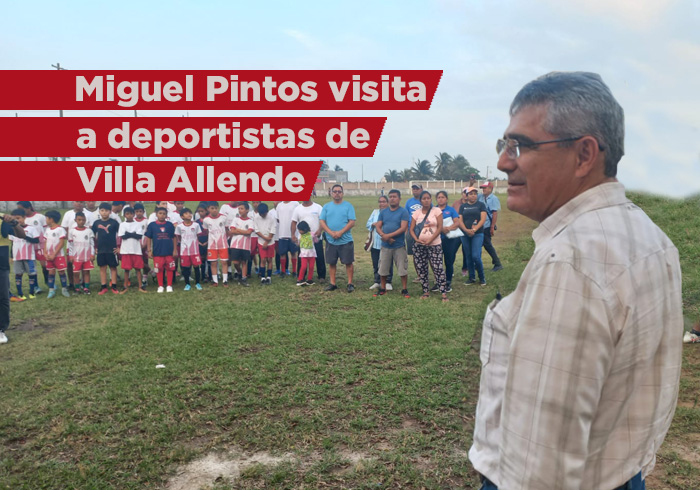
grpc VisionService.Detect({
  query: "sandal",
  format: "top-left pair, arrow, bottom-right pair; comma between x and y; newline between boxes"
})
420,293 -> 430,300
441,293 -> 449,302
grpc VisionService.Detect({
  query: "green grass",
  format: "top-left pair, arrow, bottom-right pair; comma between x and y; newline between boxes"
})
1,194 -> 698,489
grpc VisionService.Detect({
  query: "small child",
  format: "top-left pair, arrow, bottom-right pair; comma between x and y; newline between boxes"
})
196,202 -> 211,283
145,207 -> 177,293
202,201 -> 229,287
9,208 -> 40,299
91,202 -> 120,295
253,203 -> 276,285
43,210 -> 71,298
118,207 -> 146,293
67,212 -> 95,294
228,202 -> 255,287
296,220 -> 317,286
175,208 -> 203,291
17,201 -> 47,292
133,203 -> 150,288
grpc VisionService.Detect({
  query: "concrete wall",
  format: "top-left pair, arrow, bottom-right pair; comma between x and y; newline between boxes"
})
313,180 -> 506,197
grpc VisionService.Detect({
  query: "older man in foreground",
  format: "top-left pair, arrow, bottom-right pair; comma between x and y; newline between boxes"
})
469,72 -> 683,490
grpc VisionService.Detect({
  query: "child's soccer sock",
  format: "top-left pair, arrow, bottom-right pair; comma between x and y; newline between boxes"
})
167,270 -> 174,287
15,274 -> 23,296
291,258 -> 298,274
48,275 -> 56,290
307,258 -> 316,281
280,257 -> 287,274
157,270 -> 164,287
194,266 -> 201,284
42,267 -> 49,285
59,273 -> 68,288
29,274 -> 37,294
182,266 -> 191,285
266,269 -> 272,278
222,273 -> 228,282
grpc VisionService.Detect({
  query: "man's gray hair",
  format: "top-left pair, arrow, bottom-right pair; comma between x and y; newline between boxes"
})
510,72 -> 624,177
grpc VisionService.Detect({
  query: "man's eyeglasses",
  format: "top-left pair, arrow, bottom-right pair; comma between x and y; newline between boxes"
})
496,136 -> 603,159
332,190 -> 343,193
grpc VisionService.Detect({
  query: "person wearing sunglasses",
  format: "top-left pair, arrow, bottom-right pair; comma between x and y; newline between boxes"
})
470,72 -> 682,490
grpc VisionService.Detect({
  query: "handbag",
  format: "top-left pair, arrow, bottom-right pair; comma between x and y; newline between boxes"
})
443,216 -> 464,239
414,208 -> 430,237
364,230 -> 374,251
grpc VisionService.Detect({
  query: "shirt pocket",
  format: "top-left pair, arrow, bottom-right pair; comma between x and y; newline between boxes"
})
480,298 -> 500,367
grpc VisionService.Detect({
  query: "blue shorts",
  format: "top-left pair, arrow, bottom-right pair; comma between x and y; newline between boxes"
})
277,238 -> 299,255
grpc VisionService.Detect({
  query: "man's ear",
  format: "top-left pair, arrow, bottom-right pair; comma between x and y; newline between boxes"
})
573,136 -> 603,178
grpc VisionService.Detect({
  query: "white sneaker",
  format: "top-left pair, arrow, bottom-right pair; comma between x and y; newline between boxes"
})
386,283 -> 393,291
166,286 -> 173,293
157,286 -> 164,293
369,282 -> 380,290
683,331 -> 700,344
0,331 -> 7,344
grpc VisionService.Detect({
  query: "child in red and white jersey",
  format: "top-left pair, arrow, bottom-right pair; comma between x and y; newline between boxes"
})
228,202 -> 255,287
118,207 -> 146,294
202,201 -> 229,286
9,209 -> 40,299
68,212 -> 95,294
43,210 -> 71,298
175,208 -> 203,291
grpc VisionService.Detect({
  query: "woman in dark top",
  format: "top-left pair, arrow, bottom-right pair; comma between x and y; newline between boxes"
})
458,187 -> 487,285
435,191 -> 461,293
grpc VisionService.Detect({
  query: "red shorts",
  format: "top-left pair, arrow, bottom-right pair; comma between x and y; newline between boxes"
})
257,241 -> 275,259
180,254 -> 202,267
72,260 -> 94,271
250,237 -> 259,256
153,256 -> 176,272
207,248 -> 229,261
46,256 -> 68,271
121,254 -> 145,270
35,246 -> 46,262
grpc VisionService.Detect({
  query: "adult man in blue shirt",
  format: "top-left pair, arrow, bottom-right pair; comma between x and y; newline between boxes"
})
478,181 -> 503,271
319,184 -> 356,292
404,184 -> 423,257
375,189 -> 410,297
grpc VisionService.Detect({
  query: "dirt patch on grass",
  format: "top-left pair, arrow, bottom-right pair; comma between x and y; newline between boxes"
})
12,319 -> 53,332
166,449 -> 294,490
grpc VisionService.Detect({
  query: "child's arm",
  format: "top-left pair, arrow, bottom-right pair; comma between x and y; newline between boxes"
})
172,235 -> 179,258
90,232 -> 95,261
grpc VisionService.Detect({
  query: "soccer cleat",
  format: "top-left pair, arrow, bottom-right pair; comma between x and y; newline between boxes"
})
325,284 -> 338,291
369,282 -> 380,290
683,331 -> 700,344
9,296 -> 24,302
401,289 -> 410,298
28,294 -> 36,299
83,287 -> 91,295
184,284 -> 191,291
98,288 -> 108,296
157,286 -> 165,293
239,278 -> 250,287
18,296 -> 27,301
373,288 -> 386,297
296,280 -> 306,286
0,331 -> 7,344
385,283 -> 393,291
166,286 -> 173,293
195,283 -> 203,291
261,277 -> 266,285
347,283 -> 355,293
110,287 -> 119,295
492,265 -> 503,272
48,289 -> 57,299
305,280 -> 314,286
34,287 -> 43,294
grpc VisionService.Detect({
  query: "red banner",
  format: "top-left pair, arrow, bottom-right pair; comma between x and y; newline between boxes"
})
0,117 -> 386,158
0,70 -> 442,110
0,161 -> 323,200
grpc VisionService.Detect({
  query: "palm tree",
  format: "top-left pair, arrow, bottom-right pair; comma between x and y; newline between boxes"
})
400,168 -> 414,182
334,164 -> 344,172
434,152 -> 453,179
412,159 -> 434,180
384,169 -> 401,182
320,161 -> 329,171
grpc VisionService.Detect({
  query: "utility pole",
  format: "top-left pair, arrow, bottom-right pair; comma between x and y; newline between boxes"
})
51,63 -> 67,161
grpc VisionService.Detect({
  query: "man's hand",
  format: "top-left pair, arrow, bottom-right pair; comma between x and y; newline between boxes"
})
113,247 -> 119,254
292,236 -> 299,245
490,227 -> 495,237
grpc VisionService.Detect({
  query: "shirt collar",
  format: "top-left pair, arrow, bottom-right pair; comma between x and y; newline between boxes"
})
532,181 -> 629,245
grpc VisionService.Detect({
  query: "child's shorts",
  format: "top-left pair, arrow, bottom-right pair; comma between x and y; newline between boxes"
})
180,254 -> 202,267
207,248 -> 228,261
250,237 -> 259,256
13,260 -> 37,275
72,260 -> 94,272
97,253 -> 119,268
121,254 -> 144,270
229,248 -> 251,262
46,256 -> 68,271
257,241 -> 275,259
153,256 -> 176,273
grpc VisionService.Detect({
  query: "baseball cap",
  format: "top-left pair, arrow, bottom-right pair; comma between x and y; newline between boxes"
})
480,181 -> 493,188
411,184 -> 423,189
466,187 -> 479,194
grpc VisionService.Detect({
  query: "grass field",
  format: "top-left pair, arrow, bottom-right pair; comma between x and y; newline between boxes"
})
0,193 -> 698,489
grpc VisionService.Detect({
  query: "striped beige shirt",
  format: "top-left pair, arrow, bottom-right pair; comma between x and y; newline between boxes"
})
469,182 -> 683,490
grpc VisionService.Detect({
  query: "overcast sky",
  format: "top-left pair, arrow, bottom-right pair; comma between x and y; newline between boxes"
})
2,0 -> 699,196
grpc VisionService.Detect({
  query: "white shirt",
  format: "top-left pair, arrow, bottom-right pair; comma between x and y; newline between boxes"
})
229,216 -> 255,250
68,227 -> 95,262
275,201 -> 299,239
253,214 -> 277,245
44,226 -> 67,257
10,226 -> 38,261
118,221 -> 145,255
202,215 -> 228,250
175,222 -> 202,256
291,202 -> 323,238
469,182 -> 683,490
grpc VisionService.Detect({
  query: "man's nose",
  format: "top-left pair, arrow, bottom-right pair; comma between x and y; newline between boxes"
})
497,152 -> 515,174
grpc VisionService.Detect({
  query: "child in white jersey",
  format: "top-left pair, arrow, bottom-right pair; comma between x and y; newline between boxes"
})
118,207 -> 146,293
228,202 -> 255,287
202,201 -> 229,286
43,210 -> 71,298
175,208 -> 203,291
68,212 -> 95,294
9,209 -> 40,299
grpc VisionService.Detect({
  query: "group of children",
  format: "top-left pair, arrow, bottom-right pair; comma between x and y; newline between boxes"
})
8,200 -> 319,299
